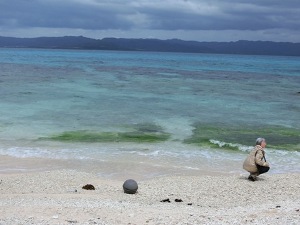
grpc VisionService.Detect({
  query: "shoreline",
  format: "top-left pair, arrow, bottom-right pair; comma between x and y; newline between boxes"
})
1,170 -> 299,224
0,154 -> 243,181
1,139 -> 299,177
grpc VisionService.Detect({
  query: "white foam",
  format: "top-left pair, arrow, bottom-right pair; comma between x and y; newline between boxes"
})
209,139 -> 252,152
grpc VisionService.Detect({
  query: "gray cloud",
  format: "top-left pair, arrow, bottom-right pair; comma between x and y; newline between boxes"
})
0,0 -> 134,29
0,0 -> 299,42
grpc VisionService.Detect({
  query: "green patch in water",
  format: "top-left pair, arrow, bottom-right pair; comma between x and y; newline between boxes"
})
184,123 -> 300,151
132,122 -> 164,133
42,123 -> 170,143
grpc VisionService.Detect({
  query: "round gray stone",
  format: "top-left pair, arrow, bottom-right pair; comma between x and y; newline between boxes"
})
123,179 -> 138,194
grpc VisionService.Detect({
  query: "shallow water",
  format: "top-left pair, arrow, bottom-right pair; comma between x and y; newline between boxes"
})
0,48 -> 299,178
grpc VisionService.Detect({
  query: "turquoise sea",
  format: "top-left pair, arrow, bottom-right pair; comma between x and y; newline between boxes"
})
0,48 -> 299,179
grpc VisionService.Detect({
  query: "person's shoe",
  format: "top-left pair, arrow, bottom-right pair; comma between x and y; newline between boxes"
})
248,175 -> 256,181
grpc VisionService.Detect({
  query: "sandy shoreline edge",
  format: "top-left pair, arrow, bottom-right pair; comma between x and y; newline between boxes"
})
1,170 -> 299,225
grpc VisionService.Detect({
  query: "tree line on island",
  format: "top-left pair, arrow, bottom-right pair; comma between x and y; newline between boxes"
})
0,36 -> 300,56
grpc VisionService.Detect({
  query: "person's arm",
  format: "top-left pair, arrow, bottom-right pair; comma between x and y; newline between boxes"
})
255,150 -> 269,167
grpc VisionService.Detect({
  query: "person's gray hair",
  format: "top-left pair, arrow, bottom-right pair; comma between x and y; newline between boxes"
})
256,137 -> 266,145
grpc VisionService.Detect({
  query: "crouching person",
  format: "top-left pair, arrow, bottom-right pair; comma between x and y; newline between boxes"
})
243,137 -> 270,181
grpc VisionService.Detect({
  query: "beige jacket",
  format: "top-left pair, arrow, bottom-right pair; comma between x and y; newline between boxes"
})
243,145 -> 269,173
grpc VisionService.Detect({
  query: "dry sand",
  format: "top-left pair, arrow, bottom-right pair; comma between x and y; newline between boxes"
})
0,170 -> 299,225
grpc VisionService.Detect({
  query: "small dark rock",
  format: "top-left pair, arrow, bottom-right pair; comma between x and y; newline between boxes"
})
276,205 -> 281,208
160,198 -> 171,203
66,220 -> 78,224
175,199 -> 183,202
187,203 -> 193,206
82,184 -> 95,190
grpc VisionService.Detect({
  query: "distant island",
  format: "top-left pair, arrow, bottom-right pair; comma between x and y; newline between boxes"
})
0,36 -> 300,56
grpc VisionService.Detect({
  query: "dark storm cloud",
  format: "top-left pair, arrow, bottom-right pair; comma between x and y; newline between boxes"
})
0,0 -> 133,29
1,0 -> 299,31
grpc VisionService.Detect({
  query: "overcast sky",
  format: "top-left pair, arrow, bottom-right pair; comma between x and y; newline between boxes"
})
0,0 -> 299,42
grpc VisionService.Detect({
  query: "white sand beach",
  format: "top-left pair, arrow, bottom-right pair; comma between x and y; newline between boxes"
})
0,170 -> 299,225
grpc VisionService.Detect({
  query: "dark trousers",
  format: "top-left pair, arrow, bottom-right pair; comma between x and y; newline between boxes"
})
256,165 -> 270,175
